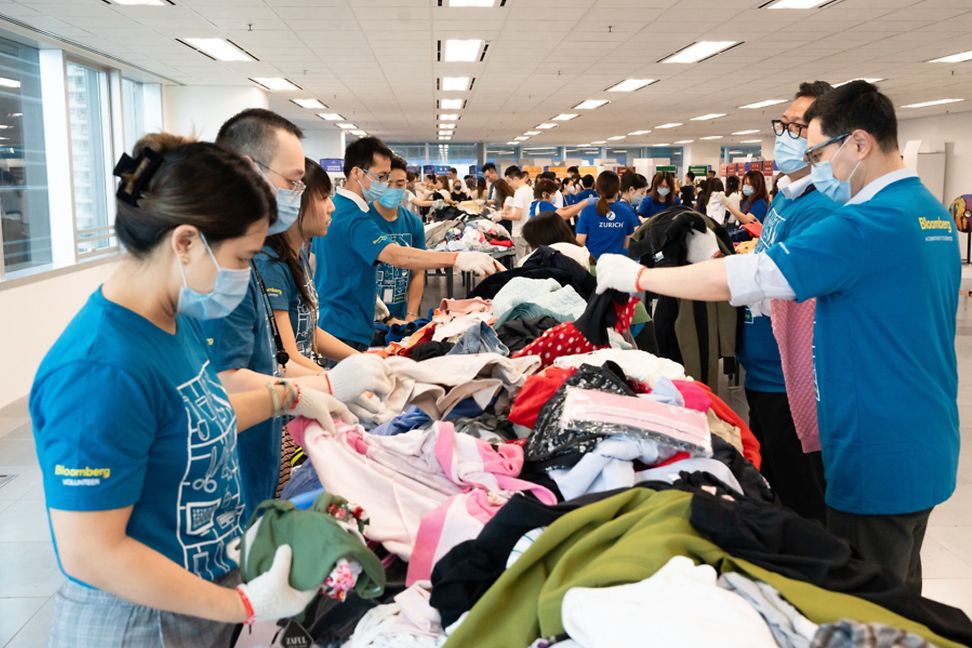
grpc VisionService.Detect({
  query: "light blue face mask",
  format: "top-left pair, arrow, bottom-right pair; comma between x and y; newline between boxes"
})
267,187 -> 303,236
810,138 -> 861,205
656,187 -> 671,197
378,186 -> 406,209
742,185 -> 755,197
358,169 -> 388,202
774,133 -> 808,175
630,193 -> 645,208
176,234 -> 251,321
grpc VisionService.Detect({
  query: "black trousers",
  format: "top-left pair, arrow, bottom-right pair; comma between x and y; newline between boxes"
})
826,506 -> 932,594
745,389 -> 826,522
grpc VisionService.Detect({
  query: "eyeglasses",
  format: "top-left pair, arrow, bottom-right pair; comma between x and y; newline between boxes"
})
803,132 -> 850,166
771,119 -> 808,140
253,159 -> 305,194
360,168 -> 391,183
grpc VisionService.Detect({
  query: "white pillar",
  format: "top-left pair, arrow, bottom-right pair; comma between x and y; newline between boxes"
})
162,86 -> 268,142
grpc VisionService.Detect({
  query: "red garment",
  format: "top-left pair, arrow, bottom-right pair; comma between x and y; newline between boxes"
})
508,366 -> 576,429
652,451 -> 692,468
669,380 -> 713,414
672,380 -> 761,470
488,239 -> 513,248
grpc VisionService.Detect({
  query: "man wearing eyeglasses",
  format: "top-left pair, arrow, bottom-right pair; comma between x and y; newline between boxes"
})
595,81 -> 960,592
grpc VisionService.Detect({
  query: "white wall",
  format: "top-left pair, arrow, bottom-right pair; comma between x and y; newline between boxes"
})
301,129 -> 345,162
162,86 -> 268,141
0,262 -> 117,409
682,141 -> 722,173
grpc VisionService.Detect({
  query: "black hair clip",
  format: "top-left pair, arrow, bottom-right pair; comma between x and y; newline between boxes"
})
112,148 -> 164,206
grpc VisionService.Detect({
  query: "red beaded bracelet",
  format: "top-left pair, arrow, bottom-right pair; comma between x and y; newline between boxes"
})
236,586 -> 255,625
635,266 -> 649,292
291,383 -> 303,409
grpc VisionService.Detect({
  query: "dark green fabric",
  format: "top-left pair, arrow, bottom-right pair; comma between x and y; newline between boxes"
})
443,489 -> 962,648
239,493 -> 385,598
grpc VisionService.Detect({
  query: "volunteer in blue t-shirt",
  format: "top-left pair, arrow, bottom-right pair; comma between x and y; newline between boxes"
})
735,80 -> 838,523
595,81 -> 960,592
574,173 -> 597,202
637,171 -> 680,220
726,169 -> 770,224
205,111 -> 392,523
529,176 -> 590,221
372,157 -> 427,322
313,137 -> 503,355
30,135 -> 355,642
575,170 -> 639,260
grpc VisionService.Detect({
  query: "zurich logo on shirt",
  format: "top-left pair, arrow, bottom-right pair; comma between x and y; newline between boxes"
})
606,211 -> 616,221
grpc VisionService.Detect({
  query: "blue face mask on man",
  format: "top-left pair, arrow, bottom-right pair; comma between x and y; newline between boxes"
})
810,138 -> 861,205
378,186 -> 406,209
267,187 -> 303,236
176,234 -> 251,320
774,133 -> 809,175
358,169 -> 388,202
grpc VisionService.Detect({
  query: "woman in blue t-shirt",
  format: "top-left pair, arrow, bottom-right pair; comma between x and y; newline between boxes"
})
637,171 -> 680,220
726,169 -> 770,224
575,171 -> 640,260
30,134 -> 357,643
529,177 -> 590,220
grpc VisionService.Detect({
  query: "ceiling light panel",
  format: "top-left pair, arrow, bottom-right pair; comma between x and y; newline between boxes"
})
591,140 -> 607,144
439,123 -> 457,130
661,41 -> 739,64
607,135 -> 626,141
0,77 -> 20,89
351,130 -> 367,136
337,123 -> 357,129
764,0 -> 831,8
674,139 -> 693,144
443,39 -> 484,62
573,99 -> 609,110
250,77 -> 300,91
741,139 -> 763,143
111,0 -> 172,5
524,130 -> 541,135
900,98 -> 965,109
318,113 -> 343,121
440,76 -> 472,91
439,98 -> 464,110
656,122 -> 682,129
506,141 -> 519,145
536,123 -> 558,129
179,38 -> 255,62
732,129 -> 761,135
447,0 -> 496,6
439,113 -> 460,121
929,50 -> 972,64
738,99 -> 786,109
700,135 -> 723,140
628,130 -> 652,136
691,113 -> 726,121
514,136 -> 529,141
606,78 -> 656,93
291,98 -> 326,109
552,113 -> 578,121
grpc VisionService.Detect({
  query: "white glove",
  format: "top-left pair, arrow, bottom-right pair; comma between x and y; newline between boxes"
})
287,387 -> 357,434
326,354 -> 393,403
348,393 -> 396,425
237,545 -> 319,622
595,254 -> 648,294
454,251 -> 504,276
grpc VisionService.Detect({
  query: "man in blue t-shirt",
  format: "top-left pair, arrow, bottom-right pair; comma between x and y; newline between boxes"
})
574,174 -> 597,202
736,81 -> 837,523
595,81 -> 960,592
313,137 -> 502,352
372,157 -> 427,323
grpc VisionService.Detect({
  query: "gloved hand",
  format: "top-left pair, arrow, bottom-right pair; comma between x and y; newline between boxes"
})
236,545 -> 319,623
347,393 -> 396,425
454,251 -> 504,276
287,387 -> 357,434
327,354 -> 393,403
595,254 -> 648,294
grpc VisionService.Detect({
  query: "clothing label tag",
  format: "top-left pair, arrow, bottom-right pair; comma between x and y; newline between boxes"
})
277,620 -> 313,648
383,288 -> 394,302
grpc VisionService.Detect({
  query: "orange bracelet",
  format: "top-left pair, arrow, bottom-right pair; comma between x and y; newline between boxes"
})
324,372 -> 333,395
635,266 -> 649,292
236,586 -> 255,625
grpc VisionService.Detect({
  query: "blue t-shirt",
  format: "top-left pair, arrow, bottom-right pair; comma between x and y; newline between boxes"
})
372,205 -> 426,320
575,200 -> 639,260
529,200 -> 557,218
31,288 -> 243,586
575,189 -> 597,202
767,175 -> 960,515
741,197 -> 769,223
313,191 -> 394,345
254,245 -> 317,359
201,273 -> 281,522
737,186 -> 838,393
637,196 -> 679,220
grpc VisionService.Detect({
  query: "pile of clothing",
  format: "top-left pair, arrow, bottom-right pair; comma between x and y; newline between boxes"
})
236,244 -> 972,648
426,217 -> 512,253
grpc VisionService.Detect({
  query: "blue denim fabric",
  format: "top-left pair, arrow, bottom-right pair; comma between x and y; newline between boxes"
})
447,321 -> 509,357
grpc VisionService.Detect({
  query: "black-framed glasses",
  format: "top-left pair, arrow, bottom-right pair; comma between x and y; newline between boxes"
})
803,132 -> 850,166
253,159 -> 306,194
771,119 -> 808,140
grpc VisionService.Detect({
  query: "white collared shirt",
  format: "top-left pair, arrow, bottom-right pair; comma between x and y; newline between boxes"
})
336,186 -> 369,213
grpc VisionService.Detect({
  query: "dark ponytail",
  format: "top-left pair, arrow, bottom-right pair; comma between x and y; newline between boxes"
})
115,132 -> 275,259
595,170 -> 620,217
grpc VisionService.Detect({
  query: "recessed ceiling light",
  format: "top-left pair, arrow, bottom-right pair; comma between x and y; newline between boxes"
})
929,50 -> 972,64
350,130 -> 367,136
336,123 -> 357,129
729,150 -> 744,154
607,135 -> 626,141
691,113 -> 726,121
732,129 -> 761,135
738,99 -> 786,109
291,98 -> 327,109
514,136 -> 529,141
524,130 -> 541,135
440,76 -> 472,91
439,113 -> 460,121
573,99 -> 609,110
439,98 -> 464,110
439,123 -> 457,130
506,141 -> 519,145
447,0 -> 496,6
178,38 -> 255,62
700,135 -> 723,140
0,77 -> 20,89
763,0 -> 831,8
661,40 -> 739,64
606,78 -> 656,93
443,39 -> 484,62
656,122 -> 682,129
536,123 -> 558,129
833,77 -> 884,87
0,125 -> 12,129
652,143 -> 671,147
110,0 -> 172,5
439,136 -> 453,141
318,113 -> 344,121
552,113 -> 578,121
627,129 -> 652,135
250,77 -> 301,91
900,98 -> 965,109
674,139 -> 694,144
741,139 -> 763,143
591,140 -> 607,144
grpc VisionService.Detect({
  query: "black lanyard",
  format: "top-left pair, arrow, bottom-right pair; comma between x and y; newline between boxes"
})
250,262 -> 290,368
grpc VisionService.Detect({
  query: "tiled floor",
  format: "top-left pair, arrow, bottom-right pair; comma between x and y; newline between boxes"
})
0,270 -> 970,645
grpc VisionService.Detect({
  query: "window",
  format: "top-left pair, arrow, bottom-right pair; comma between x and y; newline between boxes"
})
387,143 -> 428,166
0,36 -> 51,275
722,144 -> 762,162
432,142 -> 475,166
121,78 -> 145,154
66,61 -> 115,258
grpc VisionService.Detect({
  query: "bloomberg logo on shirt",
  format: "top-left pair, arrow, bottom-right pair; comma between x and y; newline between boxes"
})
55,464 -> 111,486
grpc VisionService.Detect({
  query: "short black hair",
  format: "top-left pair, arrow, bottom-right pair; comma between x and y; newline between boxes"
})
504,165 -> 523,179
482,162 -> 497,173
538,171 -> 557,181
580,174 -> 595,188
686,171 -> 695,180
390,156 -> 408,172
567,165 -> 579,174
621,172 -> 648,192
449,167 -> 458,174
805,80 -> 898,153
343,136 -> 394,177
795,80 -> 834,100
707,169 -> 716,176
216,108 -> 303,163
